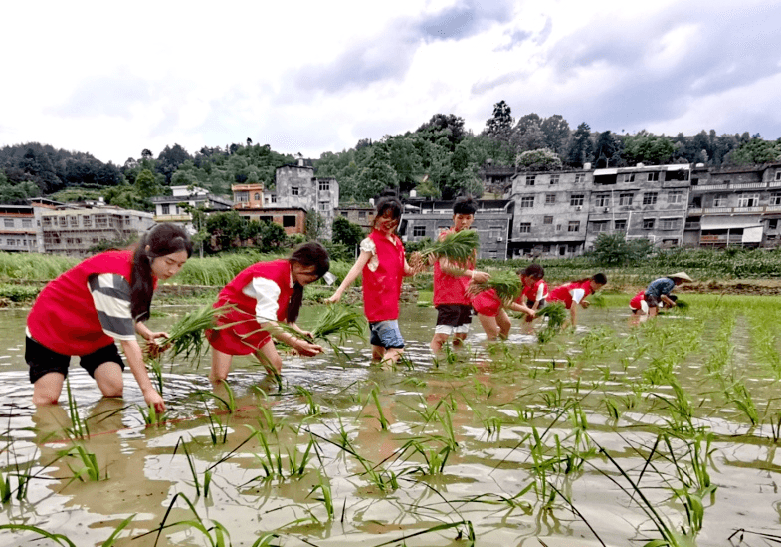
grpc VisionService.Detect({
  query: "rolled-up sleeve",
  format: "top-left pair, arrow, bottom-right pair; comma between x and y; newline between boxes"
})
243,277 -> 282,323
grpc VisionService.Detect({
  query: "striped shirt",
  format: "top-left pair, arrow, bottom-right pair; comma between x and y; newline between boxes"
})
88,273 -> 136,340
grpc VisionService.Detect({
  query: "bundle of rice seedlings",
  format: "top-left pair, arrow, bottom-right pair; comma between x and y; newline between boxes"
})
470,270 -> 521,302
419,229 -> 480,261
587,292 -> 607,308
145,303 -> 232,364
535,302 -> 568,329
310,304 -> 367,343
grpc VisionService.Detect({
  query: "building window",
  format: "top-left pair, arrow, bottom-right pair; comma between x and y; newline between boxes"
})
292,187 -> 299,196
592,221 -> 609,232
668,191 -> 684,204
236,191 -> 249,202
556,224 -> 562,231
621,173 -> 635,183
614,219 -> 627,231
42,217 -> 52,227
567,221 -> 580,232
643,218 -> 656,229
776,171 -> 781,181
519,222 -> 531,233
319,180 -> 330,191
647,172 -> 660,181
319,201 -> 329,211
22,219 -> 32,228
83,216 -> 92,227
358,211 -> 366,219
660,218 -> 679,230
96,215 -> 108,228
68,216 -> 78,227
521,196 -> 535,208
771,193 -> 781,206
543,216 -> 553,224
254,193 -> 260,200
570,194 -> 584,207
619,193 -> 634,206
59,217 -> 67,227
713,194 -> 727,207
283,215 -> 296,227
550,174 -> 560,185
3,219 -> 13,228
643,192 -> 658,205
574,173 -> 585,184
525,175 -> 536,186
7,239 -> 14,246
545,193 -> 556,205
340,211 -> 348,217
161,204 -> 170,214
769,219 -> 778,230
413,225 -> 426,237
595,194 -> 610,207
737,193 -> 760,207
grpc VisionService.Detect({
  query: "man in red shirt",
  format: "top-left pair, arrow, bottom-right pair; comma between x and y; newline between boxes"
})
430,197 -> 489,353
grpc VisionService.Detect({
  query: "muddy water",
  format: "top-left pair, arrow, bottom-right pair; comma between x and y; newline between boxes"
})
1,299 -> 780,546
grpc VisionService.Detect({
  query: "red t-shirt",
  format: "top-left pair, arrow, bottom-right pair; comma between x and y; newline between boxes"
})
629,290 -> 646,310
522,279 -> 548,303
548,280 -> 593,309
362,230 -> 405,322
433,228 -> 474,307
27,250 -> 135,356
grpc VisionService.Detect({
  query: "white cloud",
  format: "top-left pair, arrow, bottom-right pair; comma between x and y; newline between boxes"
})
1,0 -> 779,165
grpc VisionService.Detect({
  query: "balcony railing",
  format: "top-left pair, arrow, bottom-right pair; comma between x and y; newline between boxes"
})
688,205 -> 781,214
691,181 -> 768,191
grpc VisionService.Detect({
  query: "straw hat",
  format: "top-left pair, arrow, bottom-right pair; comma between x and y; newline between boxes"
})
668,272 -> 692,283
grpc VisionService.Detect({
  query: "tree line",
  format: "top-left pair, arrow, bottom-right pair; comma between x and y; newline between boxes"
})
1,103 -> 780,209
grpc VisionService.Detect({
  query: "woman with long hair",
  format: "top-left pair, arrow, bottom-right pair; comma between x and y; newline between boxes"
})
208,242 -> 330,383
26,224 -> 193,412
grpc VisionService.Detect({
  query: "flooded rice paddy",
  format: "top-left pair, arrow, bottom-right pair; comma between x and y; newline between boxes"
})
1,295 -> 781,546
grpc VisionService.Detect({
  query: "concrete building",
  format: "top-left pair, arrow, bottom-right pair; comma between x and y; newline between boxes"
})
336,204 -> 375,231
0,203 -> 50,253
232,160 -> 340,238
685,162 -> 781,248
39,202 -> 155,257
152,185 -> 233,234
239,207 -> 308,236
401,199 -> 514,260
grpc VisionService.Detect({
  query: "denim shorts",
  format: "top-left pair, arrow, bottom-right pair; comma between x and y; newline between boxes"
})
369,320 -> 405,349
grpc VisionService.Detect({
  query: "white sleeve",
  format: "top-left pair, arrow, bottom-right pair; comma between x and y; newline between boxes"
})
242,277 -> 283,323
536,284 -> 546,301
570,288 -> 586,304
359,237 -> 379,272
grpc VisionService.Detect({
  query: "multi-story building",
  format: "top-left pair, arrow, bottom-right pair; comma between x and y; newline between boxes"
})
232,159 -> 340,238
39,202 -> 154,257
239,207 -> 308,236
504,168 -> 593,258
336,204 -> 375,231
152,185 -> 233,234
0,203 -> 48,253
400,199 -> 513,260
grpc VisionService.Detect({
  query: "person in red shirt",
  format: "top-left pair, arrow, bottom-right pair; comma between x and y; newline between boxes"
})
430,197 -> 489,353
208,242 -> 330,383
547,273 -> 607,328
326,197 -> 420,365
26,224 -> 193,412
470,264 -> 543,340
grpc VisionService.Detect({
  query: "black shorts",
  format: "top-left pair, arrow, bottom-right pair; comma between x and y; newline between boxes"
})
645,294 -> 662,307
435,304 -> 473,327
25,336 -> 124,384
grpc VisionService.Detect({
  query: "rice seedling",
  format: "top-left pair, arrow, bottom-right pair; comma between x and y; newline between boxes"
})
294,385 -> 320,416
419,229 -> 480,261
146,492 -> 230,547
367,385 -> 390,430
398,438 -> 454,476
723,378 -> 759,425
138,403 -> 167,426
200,380 -> 237,413
64,379 -> 89,439
469,269 -> 521,301
308,472 -> 335,520
150,303 -> 233,364
310,303 -> 367,343
62,444 -> 104,483
0,524 -> 79,547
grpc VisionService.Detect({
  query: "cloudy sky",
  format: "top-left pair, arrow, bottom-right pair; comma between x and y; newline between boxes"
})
2,0 -> 779,165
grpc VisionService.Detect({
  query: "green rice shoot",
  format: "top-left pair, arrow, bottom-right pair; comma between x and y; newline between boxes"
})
471,270 -> 521,302
420,229 -> 480,262
535,302 -> 568,330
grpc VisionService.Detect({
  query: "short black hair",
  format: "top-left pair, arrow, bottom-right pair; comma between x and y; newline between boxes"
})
453,196 -> 478,215
518,263 -> 544,278
593,273 -> 608,285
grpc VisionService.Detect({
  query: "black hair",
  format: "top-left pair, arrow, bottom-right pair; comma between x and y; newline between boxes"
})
573,273 -> 608,285
372,196 -> 403,228
518,263 -> 544,279
453,196 -> 478,215
286,242 -> 330,323
131,224 -> 193,321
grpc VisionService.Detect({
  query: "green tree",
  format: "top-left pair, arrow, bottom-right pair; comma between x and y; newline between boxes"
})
593,131 -> 624,167
134,168 -> 161,199
485,100 -> 514,139
540,114 -> 571,154
623,132 -> 675,165
515,148 -> 563,171
332,215 -> 365,249
306,210 -> 326,241
727,137 -> 781,165
566,122 -> 594,166
592,233 -> 653,266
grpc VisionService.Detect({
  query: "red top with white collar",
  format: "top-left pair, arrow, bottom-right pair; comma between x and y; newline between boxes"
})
433,228 -> 474,307
548,280 -> 593,309
362,229 -> 405,322
522,279 -> 548,303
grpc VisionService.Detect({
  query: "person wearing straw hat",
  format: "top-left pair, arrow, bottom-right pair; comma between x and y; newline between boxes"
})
644,272 -> 692,317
